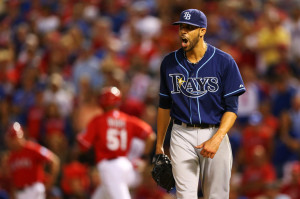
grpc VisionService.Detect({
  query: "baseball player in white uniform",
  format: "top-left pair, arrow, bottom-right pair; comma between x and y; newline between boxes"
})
77,87 -> 156,199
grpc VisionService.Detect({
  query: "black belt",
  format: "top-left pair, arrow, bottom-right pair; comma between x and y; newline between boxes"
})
173,119 -> 219,128
107,157 -> 118,161
16,183 -> 35,191
17,187 -> 26,192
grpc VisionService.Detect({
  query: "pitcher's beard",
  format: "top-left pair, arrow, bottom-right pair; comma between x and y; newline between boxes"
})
182,34 -> 200,52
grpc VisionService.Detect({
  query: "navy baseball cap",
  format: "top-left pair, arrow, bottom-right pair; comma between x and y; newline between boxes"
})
173,9 -> 207,28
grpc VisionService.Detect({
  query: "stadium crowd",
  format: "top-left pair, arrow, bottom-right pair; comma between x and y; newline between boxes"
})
0,0 -> 299,198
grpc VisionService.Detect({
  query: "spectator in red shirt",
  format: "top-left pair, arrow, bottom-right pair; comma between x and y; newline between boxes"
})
26,89 -> 45,141
238,112 -> 275,167
5,122 -> 60,199
60,161 -> 90,199
281,161 -> 300,199
42,102 -> 69,163
241,145 -> 277,198
255,181 -> 291,199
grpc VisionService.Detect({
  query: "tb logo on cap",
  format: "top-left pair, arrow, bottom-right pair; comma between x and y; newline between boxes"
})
183,12 -> 191,20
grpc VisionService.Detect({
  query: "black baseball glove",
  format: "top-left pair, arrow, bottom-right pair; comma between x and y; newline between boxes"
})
151,154 -> 175,192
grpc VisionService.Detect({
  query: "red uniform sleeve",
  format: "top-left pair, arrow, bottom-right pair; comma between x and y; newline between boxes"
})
77,117 -> 98,150
28,141 -> 54,163
37,146 -> 55,162
129,116 -> 153,140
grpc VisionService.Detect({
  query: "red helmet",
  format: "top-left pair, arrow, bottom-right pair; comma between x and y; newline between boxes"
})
99,87 -> 122,108
6,122 -> 24,138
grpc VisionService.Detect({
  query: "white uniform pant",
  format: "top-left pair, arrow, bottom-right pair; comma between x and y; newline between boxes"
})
92,157 -> 138,199
15,182 -> 45,199
170,124 -> 232,199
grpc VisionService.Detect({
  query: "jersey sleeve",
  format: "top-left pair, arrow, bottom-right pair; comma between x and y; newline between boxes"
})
130,116 -> 153,140
37,146 -> 55,162
222,58 -> 246,98
159,57 -> 172,108
77,118 -> 98,150
28,141 -> 54,163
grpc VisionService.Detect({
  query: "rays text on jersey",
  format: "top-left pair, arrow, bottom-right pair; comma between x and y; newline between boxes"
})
169,74 -> 219,98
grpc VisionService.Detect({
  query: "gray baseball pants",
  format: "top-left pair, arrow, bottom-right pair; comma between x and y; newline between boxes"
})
170,124 -> 232,199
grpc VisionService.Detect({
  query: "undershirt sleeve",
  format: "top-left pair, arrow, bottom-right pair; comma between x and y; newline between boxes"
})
159,95 -> 172,109
159,57 -> 172,109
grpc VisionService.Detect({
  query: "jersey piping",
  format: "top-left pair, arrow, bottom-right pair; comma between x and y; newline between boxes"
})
224,87 -> 246,97
159,92 -> 169,97
175,50 -> 192,123
196,46 -> 216,124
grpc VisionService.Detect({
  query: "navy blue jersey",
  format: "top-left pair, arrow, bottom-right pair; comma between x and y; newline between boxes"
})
159,44 -> 246,125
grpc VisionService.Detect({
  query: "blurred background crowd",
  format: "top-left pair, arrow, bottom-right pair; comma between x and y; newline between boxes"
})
0,0 -> 300,198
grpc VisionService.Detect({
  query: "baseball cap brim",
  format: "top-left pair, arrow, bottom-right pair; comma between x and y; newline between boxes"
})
172,9 -> 207,28
172,21 -> 202,27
